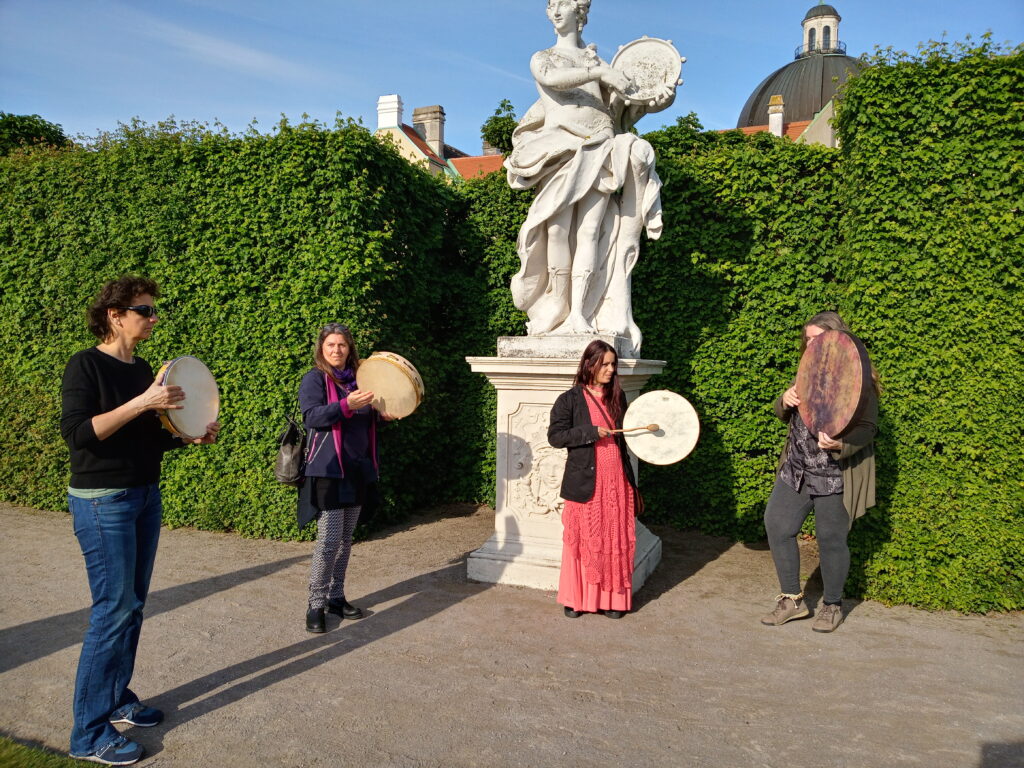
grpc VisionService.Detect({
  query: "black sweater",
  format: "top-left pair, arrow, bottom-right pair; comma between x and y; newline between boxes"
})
60,347 -> 181,488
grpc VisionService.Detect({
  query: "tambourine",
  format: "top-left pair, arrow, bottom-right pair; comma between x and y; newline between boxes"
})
156,356 -> 220,440
610,36 -> 685,107
619,390 -> 699,465
355,351 -> 424,419
795,330 -> 872,438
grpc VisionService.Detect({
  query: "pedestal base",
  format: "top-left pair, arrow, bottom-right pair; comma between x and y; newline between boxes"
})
466,351 -> 666,593
467,520 -> 663,592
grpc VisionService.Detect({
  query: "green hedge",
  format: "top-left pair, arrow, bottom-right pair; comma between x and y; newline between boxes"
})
0,116 -> 493,539
1,39 -> 1020,611
832,40 -> 1024,610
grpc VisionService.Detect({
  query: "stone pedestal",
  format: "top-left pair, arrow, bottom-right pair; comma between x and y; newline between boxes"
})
466,342 -> 665,592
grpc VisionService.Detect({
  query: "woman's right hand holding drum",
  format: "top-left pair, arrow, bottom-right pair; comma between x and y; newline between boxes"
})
345,389 -> 374,410
137,371 -> 185,413
782,385 -> 801,409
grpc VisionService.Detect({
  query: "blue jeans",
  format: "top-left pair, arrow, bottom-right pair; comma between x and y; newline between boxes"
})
69,484 -> 162,754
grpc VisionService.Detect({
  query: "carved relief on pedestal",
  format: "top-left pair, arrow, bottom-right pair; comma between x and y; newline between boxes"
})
505,402 -> 565,521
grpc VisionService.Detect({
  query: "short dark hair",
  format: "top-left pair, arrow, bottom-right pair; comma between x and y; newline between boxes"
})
86,276 -> 160,340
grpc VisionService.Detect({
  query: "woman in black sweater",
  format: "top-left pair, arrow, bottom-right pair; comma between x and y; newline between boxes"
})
60,276 -> 219,766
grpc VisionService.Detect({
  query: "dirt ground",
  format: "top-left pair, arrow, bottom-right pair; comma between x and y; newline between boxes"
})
0,501 -> 1021,768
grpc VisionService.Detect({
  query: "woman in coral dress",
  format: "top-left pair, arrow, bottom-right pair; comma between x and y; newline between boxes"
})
548,340 -> 639,618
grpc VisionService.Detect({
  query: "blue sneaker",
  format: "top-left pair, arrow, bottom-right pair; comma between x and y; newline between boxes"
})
70,735 -> 144,765
109,702 -> 164,727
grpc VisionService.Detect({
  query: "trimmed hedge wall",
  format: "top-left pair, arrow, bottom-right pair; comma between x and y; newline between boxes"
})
0,117 -> 493,539
833,40 -> 1024,610
0,40 -> 1020,610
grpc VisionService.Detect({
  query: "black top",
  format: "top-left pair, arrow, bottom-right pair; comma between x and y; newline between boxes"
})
547,386 -> 637,503
60,347 -> 181,488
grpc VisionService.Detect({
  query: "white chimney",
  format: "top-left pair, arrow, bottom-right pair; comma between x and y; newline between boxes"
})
377,94 -> 403,130
768,94 -> 785,138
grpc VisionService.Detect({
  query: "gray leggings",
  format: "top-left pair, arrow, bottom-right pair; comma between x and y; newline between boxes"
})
308,505 -> 360,609
764,478 -> 850,604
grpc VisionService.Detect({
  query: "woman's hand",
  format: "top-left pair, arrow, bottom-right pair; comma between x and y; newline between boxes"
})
782,386 -> 801,408
188,422 -> 221,445
597,426 -> 613,438
346,389 -> 375,410
137,374 -> 185,412
817,432 -> 843,451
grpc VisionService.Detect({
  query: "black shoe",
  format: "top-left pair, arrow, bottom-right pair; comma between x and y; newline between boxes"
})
326,598 -> 363,619
604,610 -> 625,619
563,606 -> 582,618
306,605 -> 325,633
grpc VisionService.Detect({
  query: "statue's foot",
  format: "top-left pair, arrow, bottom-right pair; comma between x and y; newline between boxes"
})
558,314 -> 595,335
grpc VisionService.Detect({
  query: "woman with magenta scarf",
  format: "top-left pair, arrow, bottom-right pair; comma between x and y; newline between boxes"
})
298,323 -> 392,633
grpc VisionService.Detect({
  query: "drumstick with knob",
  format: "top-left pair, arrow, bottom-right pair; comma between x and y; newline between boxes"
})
610,424 -> 659,434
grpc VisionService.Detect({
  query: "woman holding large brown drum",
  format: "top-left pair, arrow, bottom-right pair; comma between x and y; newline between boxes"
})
761,311 -> 878,633
548,340 -> 639,619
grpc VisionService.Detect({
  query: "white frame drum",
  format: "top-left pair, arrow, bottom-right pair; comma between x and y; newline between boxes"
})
156,356 -> 220,440
622,389 -> 700,465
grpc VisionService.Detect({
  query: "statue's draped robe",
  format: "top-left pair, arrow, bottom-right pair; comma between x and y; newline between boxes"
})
504,80 -> 664,356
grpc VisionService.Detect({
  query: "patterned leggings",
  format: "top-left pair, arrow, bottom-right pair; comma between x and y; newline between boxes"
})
308,506 -> 360,609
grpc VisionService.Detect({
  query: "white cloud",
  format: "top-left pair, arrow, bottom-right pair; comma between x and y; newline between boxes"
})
123,4 -> 330,85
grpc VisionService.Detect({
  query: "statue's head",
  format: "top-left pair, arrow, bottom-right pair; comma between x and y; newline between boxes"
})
547,0 -> 590,33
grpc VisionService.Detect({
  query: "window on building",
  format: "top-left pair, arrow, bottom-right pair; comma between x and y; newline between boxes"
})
823,26 -> 831,50
808,28 -> 817,51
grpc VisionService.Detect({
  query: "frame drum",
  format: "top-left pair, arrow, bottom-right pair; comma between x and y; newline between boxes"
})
356,352 -> 424,419
795,329 -> 872,438
610,36 -> 683,106
623,390 -> 700,465
156,356 -> 220,440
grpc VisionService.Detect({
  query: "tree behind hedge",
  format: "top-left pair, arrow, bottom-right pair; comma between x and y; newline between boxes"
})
833,40 -> 1024,610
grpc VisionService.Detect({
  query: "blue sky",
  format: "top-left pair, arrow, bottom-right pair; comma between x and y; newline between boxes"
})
2,0 -> 1021,152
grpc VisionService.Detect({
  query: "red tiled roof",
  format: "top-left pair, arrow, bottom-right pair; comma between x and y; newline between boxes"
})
400,124 -> 445,165
450,154 -> 506,178
734,120 -> 812,141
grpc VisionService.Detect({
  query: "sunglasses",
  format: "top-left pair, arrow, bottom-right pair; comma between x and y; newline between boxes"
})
118,305 -> 158,318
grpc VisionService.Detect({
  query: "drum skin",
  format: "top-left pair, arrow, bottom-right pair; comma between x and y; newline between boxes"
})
623,390 -> 700,466
356,352 -> 424,419
795,330 -> 871,438
156,356 -> 220,440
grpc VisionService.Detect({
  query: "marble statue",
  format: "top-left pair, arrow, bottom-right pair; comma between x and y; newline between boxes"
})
505,0 -> 682,356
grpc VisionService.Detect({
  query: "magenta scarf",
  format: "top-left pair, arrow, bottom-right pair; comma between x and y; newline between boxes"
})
324,372 -> 378,476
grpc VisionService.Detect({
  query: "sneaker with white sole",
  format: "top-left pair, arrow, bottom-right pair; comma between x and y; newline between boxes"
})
812,602 -> 844,633
109,702 -> 163,727
70,735 -> 144,765
760,594 -> 810,626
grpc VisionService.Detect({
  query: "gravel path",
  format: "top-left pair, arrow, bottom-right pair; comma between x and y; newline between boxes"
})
1,502 -> 1021,768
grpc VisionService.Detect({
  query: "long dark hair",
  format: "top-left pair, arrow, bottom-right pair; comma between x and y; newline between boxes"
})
573,340 -> 625,425
313,323 -> 360,385
801,310 -> 880,395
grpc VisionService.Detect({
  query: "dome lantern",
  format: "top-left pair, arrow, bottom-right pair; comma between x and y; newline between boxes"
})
798,2 -> 844,58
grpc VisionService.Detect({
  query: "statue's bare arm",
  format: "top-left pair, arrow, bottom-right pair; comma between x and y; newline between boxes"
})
530,50 -> 632,95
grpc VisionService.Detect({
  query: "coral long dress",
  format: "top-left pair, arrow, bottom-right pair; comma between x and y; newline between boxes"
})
557,392 -> 636,613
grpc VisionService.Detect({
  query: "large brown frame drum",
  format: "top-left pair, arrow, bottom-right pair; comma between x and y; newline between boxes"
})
795,330 -> 871,438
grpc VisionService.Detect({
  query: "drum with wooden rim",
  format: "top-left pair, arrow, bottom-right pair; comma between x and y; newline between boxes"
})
795,330 -> 872,437
155,356 -> 220,440
356,351 -> 424,419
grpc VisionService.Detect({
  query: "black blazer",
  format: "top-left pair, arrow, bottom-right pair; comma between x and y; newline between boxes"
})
547,386 -> 638,503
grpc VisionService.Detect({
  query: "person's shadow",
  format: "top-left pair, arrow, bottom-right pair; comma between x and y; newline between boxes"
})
0,554 -> 309,676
